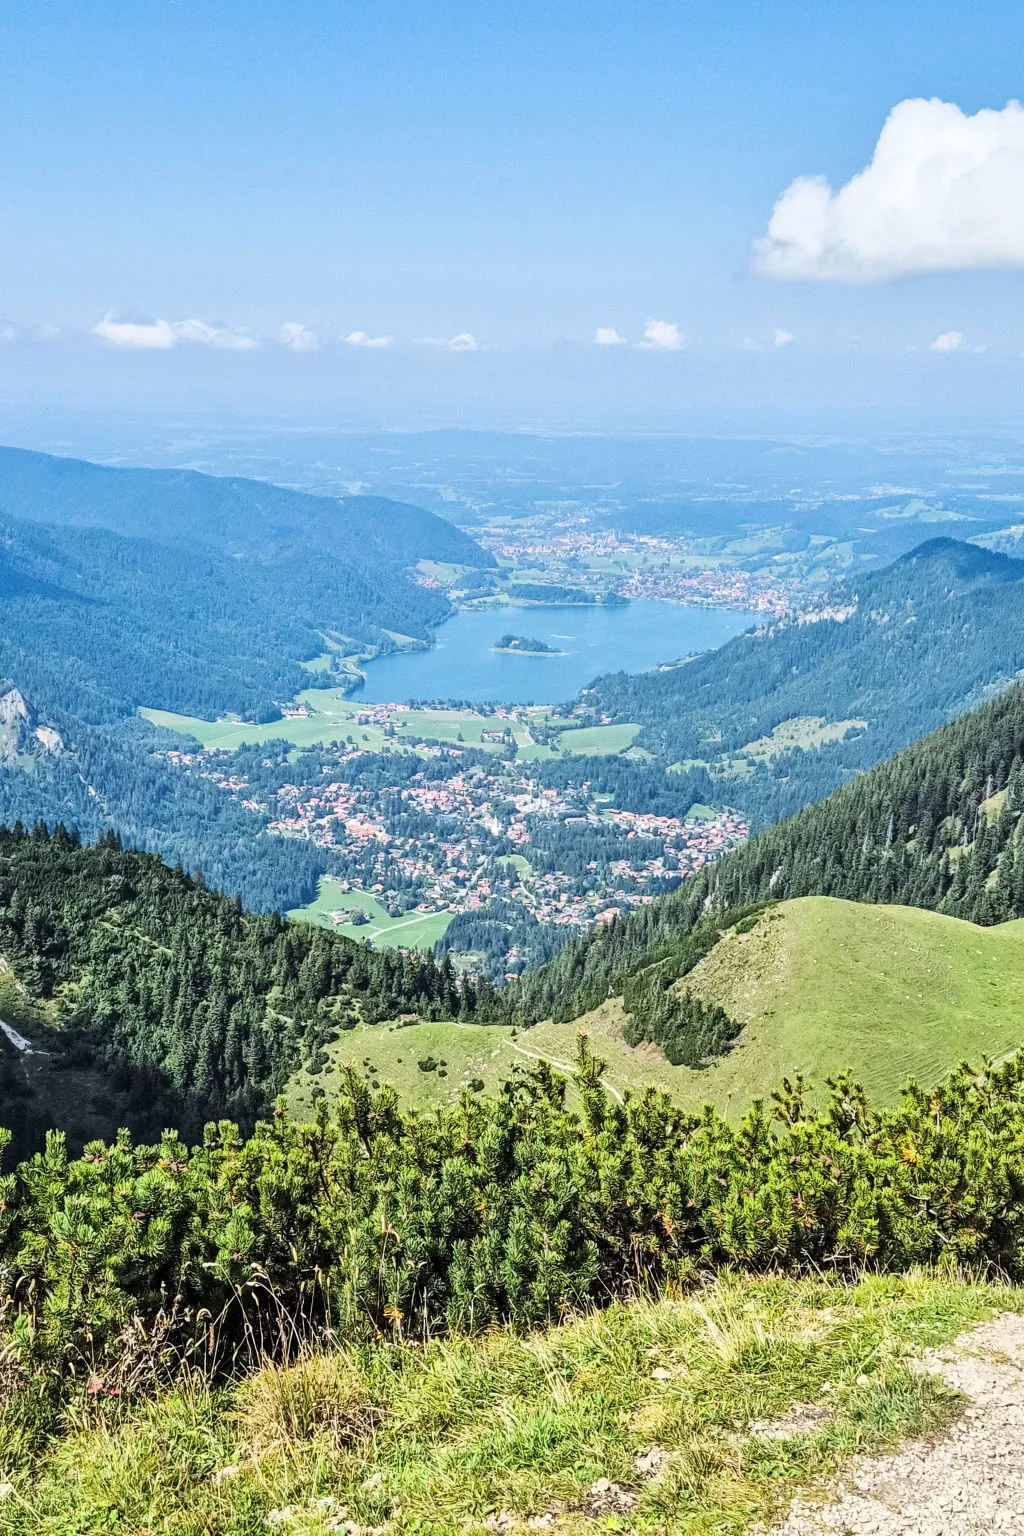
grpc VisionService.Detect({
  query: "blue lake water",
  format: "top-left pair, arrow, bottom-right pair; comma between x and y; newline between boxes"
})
352,601 -> 757,705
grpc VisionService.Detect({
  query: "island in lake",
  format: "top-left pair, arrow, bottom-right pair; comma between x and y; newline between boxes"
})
492,633 -> 566,656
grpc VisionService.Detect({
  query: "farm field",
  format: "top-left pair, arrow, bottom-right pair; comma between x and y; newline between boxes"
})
287,877 -> 454,950
558,721 -> 640,754
142,691 -> 562,758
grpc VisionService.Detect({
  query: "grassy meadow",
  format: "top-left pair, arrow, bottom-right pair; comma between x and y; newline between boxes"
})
283,896 -> 1024,1120
557,722 -> 640,754
518,897 -> 1024,1117
287,878 -> 454,950
3,1270 -> 1014,1535
141,691 -> 567,760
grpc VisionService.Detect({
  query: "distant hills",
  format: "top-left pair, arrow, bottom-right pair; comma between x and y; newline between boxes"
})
0,446 -> 492,572
0,447 -> 494,725
584,537 -> 1024,823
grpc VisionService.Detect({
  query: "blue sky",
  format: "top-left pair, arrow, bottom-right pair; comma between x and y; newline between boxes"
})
3,0 -> 1024,422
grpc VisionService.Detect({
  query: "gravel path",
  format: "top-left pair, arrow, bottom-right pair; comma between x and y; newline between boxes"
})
776,1313 -> 1024,1535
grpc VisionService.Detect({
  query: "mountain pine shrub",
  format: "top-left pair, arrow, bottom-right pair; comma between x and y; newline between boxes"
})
5,1040 -> 1024,1405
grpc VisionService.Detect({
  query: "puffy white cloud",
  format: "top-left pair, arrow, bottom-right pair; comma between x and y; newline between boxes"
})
930,330 -> 967,352
594,326 -> 626,346
280,322 -> 318,352
91,313 -> 258,350
345,330 -> 393,348
91,313 -> 176,349
637,318 -> 683,351
773,327 -> 794,347
755,98 -> 1024,281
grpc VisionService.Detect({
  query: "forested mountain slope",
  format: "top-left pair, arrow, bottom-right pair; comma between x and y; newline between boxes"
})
0,446 -> 495,719
584,538 -> 1024,821
0,823 -> 477,1155
508,681 -> 1024,1025
0,445 -> 492,572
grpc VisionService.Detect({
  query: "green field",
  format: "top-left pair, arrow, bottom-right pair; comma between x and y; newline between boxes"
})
141,688 -> 391,751
558,721 -> 640,754
141,692 -> 562,759
288,877 -> 454,950
287,1018 -> 518,1117
534,897 -> 1024,1115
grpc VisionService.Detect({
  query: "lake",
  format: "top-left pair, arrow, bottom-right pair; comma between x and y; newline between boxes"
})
352,600 -> 757,705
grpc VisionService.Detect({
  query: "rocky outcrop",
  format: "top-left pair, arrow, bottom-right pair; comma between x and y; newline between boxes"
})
0,682 -> 63,766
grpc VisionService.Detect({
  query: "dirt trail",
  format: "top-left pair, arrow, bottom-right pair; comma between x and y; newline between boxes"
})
509,1038 -> 625,1104
776,1313 -> 1024,1535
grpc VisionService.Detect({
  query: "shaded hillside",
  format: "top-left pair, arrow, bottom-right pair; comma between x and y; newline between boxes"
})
584,538 -> 1024,821
0,823 -> 476,1155
507,681 -> 1024,1026
0,445 -> 493,571
0,446 -> 496,719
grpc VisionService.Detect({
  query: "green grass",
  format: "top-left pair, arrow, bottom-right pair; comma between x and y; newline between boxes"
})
141,688 -> 392,751
558,722 -> 640,755
3,1270 -> 1015,1535
500,896 -> 1024,1116
142,695 -> 560,760
673,896 -> 1024,1108
292,895 -> 1024,1120
288,878 -> 454,951
740,716 -> 867,760
286,1017 -> 517,1116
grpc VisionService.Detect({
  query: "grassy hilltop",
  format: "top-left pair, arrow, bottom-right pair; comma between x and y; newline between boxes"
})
287,896 -> 1024,1118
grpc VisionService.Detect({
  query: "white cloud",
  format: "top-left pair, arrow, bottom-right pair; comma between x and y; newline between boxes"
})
741,335 -> 760,351
280,321 -> 318,352
91,312 -> 258,350
637,318 -> 683,351
755,97 -> 1024,281
594,326 -> 626,346
345,330 -> 393,349
415,332 -> 478,351
91,313 -> 176,349
172,318 -> 258,350
930,330 -> 967,351
773,327 -> 794,347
